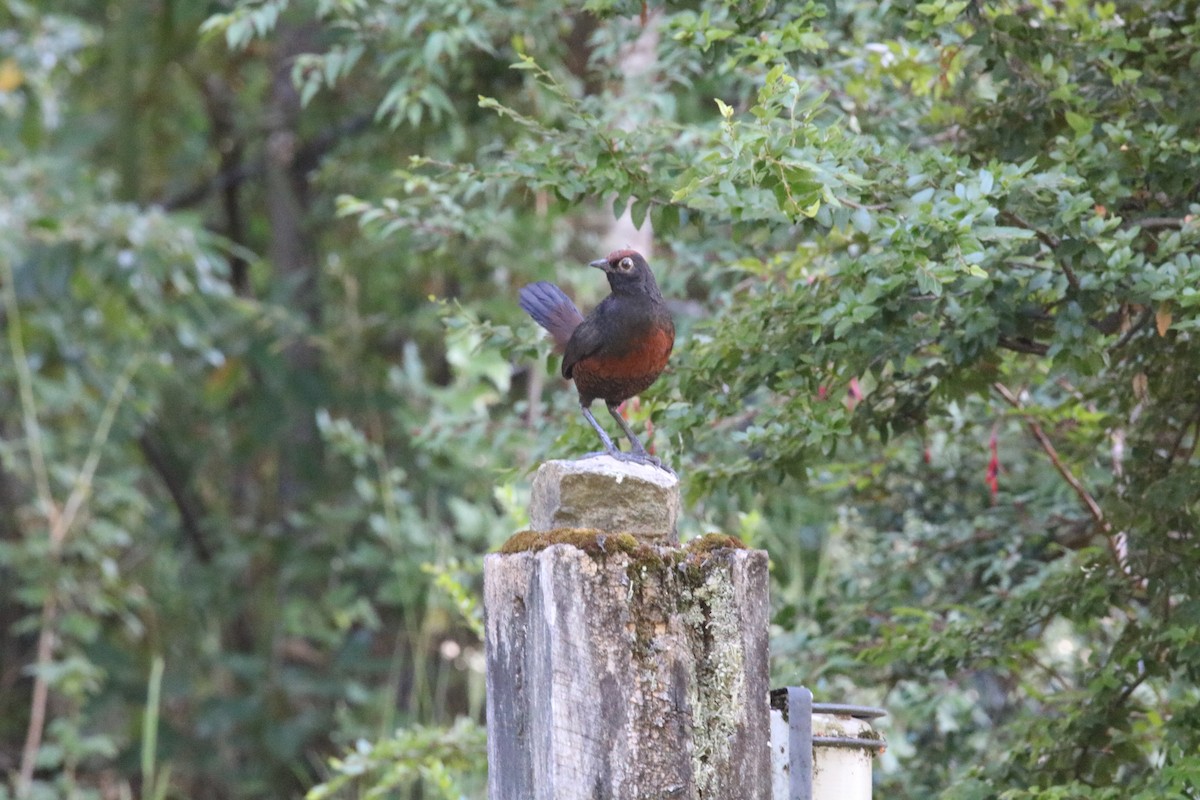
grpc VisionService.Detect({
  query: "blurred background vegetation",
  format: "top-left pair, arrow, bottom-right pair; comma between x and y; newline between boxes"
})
2,0 -> 1199,798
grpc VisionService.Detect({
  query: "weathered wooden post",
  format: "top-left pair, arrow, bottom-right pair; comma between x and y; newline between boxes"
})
484,456 -> 771,799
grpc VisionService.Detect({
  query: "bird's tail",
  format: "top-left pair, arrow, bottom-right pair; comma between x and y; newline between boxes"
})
518,282 -> 583,352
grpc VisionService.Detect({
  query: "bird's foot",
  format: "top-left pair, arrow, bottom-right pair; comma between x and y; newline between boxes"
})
581,448 -> 675,476
624,443 -> 676,475
649,458 -> 677,477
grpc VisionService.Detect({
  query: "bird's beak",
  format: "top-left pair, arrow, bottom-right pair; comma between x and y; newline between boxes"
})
588,258 -> 609,270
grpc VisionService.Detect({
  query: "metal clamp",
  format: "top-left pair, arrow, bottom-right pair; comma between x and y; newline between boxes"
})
770,687 -> 888,800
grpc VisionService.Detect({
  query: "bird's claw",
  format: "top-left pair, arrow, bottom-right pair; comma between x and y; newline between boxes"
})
581,448 -> 675,476
652,459 -> 678,477
625,447 -> 676,476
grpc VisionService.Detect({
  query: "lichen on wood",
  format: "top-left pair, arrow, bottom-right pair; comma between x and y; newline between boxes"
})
484,533 -> 770,799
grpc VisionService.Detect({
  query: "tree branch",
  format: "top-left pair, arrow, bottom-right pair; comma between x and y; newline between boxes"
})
1108,305 -> 1153,351
1163,406 -> 1200,469
15,351 -> 142,799
998,210 -> 1080,292
992,382 -> 1130,577
158,112 -> 372,212
2,255 -> 55,520
160,160 -> 262,212
998,209 -> 1062,250
997,335 -> 1050,356
138,431 -> 213,563
1129,216 -> 1185,231
838,196 -> 888,211
4,252 -> 58,800
199,74 -> 250,295
1166,405 -> 1200,469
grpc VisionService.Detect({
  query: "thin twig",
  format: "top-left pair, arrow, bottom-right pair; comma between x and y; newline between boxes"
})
18,600 -> 56,799
991,382 -> 1130,577
1071,657 -> 1149,776
838,196 -> 888,211
50,355 -> 142,550
1183,413 -> 1200,466
4,249 -> 58,800
998,209 -> 1062,249
1109,306 -> 1153,351
138,433 -> 212,562
158,113 -> 371,211
1,254 -> 55,521
1164,405 -> 1200,469
1129,216 -> 1184,231
993,382 -> 1105,523
909,526 -> 1002,559
14,347 -> 143,797
998,210 -> 1080,292
997,335 -> 1050,356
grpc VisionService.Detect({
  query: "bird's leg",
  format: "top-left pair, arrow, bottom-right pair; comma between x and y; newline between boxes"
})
606,402 -> 673,473
579,401 -> 621,457
606,401 -> 649,456
577,400 -> 674,474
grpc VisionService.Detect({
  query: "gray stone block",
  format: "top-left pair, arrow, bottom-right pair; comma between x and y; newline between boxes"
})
529,457 -> 679,544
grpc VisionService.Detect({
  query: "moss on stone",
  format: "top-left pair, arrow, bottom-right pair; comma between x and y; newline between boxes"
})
498,528 -> 643,557
498,529 -> 749,576
685,533 -> 748,553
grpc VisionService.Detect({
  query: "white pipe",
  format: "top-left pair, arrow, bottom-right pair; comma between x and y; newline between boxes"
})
770,695 -> 884,800
812,712 -> 877,799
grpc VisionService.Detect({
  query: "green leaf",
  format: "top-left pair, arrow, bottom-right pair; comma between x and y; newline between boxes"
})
1065,111 -> 1094,136
630,197 -> 649,229
851,205 -> 873,234
915,266 -> 942,296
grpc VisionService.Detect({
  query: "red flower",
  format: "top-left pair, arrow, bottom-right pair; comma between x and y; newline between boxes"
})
986,428 -> 1000,498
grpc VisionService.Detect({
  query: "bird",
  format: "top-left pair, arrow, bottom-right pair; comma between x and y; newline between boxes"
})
519,249 -> 675,470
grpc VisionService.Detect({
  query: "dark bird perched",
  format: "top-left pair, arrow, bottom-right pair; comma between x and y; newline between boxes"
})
519,249 -> 675,470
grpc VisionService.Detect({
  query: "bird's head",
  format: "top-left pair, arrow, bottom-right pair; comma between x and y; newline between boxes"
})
588,249 -> 662,298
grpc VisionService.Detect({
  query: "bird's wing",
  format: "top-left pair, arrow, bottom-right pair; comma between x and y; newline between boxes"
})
561,316 -> 605,379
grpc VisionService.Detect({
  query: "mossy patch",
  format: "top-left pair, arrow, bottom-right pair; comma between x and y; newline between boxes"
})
685,533 -> 748,554
498,528 -> 643,557
858,727 -> 886,744
498,529 -> 749,566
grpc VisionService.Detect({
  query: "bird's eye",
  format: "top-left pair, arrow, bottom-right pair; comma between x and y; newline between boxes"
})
619,257 -> 634,271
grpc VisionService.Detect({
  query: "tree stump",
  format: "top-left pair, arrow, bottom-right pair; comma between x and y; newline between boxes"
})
485,457 -> 771,800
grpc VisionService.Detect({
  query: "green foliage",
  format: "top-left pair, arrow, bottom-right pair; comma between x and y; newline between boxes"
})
3,0 -> 1200,798
307,718 -> 486,800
